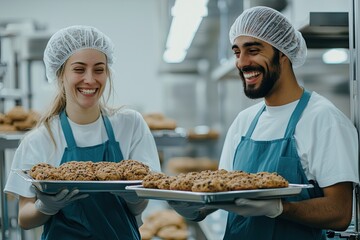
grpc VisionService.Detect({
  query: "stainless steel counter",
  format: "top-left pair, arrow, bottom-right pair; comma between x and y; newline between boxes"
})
0,132 -> 23,240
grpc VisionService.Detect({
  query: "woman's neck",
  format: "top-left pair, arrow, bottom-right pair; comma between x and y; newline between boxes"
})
65,106 -> 101,124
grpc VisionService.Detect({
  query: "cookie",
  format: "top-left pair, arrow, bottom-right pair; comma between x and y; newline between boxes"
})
30,163 -> 59,180
254,172 -> 289,189
95,162 -> 123,180
119,159 -> 150,180
143,172 -> 167,188
58,161 -> 96,181
156,176 -> 177,190
191,178 -> 230,192
169,175 -> 195,191
227,175 -> 257,190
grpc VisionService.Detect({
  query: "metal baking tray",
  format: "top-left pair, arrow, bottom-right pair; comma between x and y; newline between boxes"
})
16,170 -> 142,194
126,184 -> 313,203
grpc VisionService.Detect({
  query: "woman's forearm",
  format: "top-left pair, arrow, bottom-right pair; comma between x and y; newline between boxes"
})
18,196 -> 51,229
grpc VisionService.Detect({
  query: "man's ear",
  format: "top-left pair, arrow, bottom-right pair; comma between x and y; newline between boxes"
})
279,52 -> 291,66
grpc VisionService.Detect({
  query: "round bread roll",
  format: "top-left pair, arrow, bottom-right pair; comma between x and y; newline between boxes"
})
0,113 -> 5,123
6,106 -> 28,121
157,225 -> 188,240
167,157 -> 218,174
0,124 -> 17,132
143,112 -> 165,120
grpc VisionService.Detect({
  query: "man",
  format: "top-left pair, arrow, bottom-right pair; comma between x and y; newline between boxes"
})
169,6 -> 359,240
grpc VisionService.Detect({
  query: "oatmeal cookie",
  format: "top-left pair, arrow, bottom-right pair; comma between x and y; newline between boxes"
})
227,174 -> 257,190
169,174 -> 196,191
119,159 -> 150,180
191,178 -> 230,192
143,172 -> 167,188
156,176 -> 177,190
58,161 -> 96,181
30,163 -> 60,180
95,162 -> 123,180
254,172 -> 289,189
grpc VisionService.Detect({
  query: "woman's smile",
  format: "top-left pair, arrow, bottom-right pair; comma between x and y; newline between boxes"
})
78,88 -> 98,96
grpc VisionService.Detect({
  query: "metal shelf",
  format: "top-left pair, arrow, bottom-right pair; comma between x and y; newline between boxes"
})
210,58 -> 237,82
152,130 -> 188,148
0,132 -> 24,240
0,88 -> 23,100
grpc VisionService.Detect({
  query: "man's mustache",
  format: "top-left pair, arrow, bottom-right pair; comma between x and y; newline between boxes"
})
239,66 -> 264,73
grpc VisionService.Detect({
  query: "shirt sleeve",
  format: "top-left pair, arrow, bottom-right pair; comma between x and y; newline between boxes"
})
125,111 -> 161,172
306,120 -> 359,187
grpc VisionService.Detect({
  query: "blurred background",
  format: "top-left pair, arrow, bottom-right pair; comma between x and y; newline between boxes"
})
0,0 -> 354,239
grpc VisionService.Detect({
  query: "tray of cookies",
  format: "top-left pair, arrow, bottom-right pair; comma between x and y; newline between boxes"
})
125,170 -> 313,203
16,159 -> 151,194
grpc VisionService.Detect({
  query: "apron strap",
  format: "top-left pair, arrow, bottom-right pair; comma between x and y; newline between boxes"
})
284,90 -> 312,138
102,114 -> 117,142
245,105 -> 266,138
60,110 -> 77,147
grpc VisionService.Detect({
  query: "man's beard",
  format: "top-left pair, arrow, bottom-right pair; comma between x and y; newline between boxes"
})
239,50 -> 280,99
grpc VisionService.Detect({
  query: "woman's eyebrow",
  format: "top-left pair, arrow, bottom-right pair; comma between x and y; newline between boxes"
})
70,62 -> 106,66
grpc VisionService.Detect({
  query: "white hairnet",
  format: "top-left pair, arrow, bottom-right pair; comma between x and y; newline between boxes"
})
43,25 -> 114,83
229,6 -> 307,68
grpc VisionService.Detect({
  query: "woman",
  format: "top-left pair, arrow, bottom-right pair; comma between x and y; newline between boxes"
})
4,25 -> 161,240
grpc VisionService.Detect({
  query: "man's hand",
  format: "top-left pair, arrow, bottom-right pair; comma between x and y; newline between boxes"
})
168,201 -> 217,221
35,188 -> 89,215
111,191 -> 148,216
213,198 -> 283,218
111,191 -> 141,204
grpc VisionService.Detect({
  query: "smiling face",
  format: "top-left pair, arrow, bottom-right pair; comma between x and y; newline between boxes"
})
232,36 -> 281,99
61,49 -> 108,116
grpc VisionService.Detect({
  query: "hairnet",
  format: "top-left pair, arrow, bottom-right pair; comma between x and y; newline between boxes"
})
43,25 -> 114,83
229,6 -> 307,68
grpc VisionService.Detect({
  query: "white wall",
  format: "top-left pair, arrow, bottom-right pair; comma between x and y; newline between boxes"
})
0,0 -> 165,114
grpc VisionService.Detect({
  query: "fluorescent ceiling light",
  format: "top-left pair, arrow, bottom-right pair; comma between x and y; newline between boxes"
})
163,0 -> 208,63
166,16 -> 203,50
322,48 -> 349,64
171,0 -> 209,17
163,48 -> 187,63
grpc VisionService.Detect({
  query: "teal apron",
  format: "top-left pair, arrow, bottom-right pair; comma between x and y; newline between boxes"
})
41,111 -> 140,240
223,90 -> 326,240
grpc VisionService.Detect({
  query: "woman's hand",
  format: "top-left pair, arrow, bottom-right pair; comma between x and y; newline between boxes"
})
35,188 -> 89,215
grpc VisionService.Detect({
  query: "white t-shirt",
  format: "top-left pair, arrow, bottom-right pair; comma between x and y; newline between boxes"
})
5,108 -> 161,198
219,91 -> 359,188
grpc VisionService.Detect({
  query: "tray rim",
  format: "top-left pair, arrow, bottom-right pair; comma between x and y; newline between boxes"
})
126,184 -> 313,203
15,169 -> 143,193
